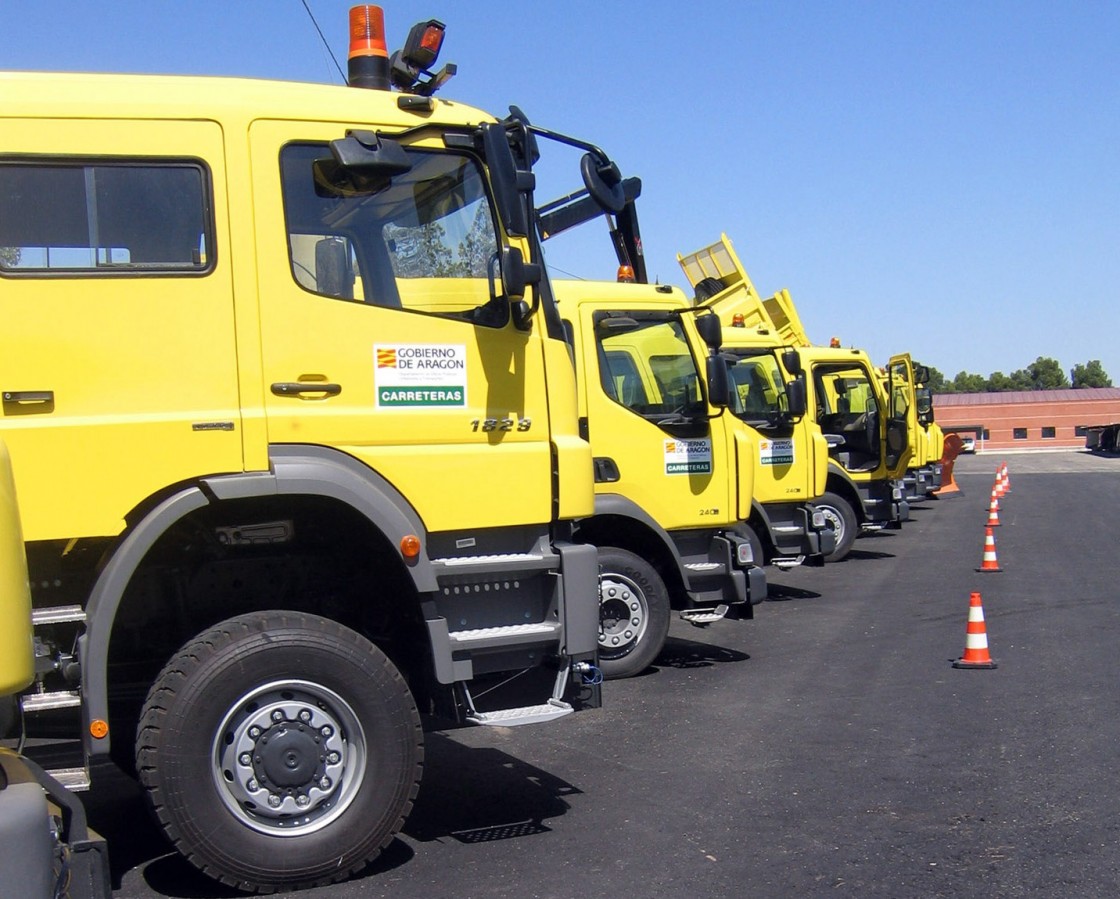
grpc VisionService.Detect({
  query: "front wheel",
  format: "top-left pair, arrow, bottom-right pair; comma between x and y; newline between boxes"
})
815,491 -> 859,562
136,611 -> 423,893
596,547 -> 671,679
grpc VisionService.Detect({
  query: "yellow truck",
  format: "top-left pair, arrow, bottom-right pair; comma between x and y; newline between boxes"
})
557,281 -> 768,678
1,439 -> 110,899
884,356 -> 944,501
679,236 -> 910,560
530,170 -> 832,676
914,365 -> 946,494
0,9 -> 613,891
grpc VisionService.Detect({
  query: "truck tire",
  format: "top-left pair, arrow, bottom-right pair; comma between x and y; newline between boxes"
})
596,547 -> 671,679
136,611 -> 422,893
816,492 -> 858,562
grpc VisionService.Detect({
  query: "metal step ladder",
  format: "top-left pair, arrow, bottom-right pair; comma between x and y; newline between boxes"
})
20,605 -> 91,791
679,604 -> 729,625
461,664 -> 576,728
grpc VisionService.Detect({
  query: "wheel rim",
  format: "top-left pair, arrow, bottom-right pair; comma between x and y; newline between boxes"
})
599,572 -> 649,659
212,679 -> 367,837
818,505 -> 846,545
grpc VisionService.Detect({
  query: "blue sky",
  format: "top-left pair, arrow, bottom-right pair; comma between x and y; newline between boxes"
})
5,1 -> 1118,382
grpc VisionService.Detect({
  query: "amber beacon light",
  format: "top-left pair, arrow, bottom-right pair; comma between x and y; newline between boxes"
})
348,5 -> 390,90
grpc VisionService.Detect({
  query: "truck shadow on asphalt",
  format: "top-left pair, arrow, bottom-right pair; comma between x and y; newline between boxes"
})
401,732 -> 581,843
654,634 -> 751,669
85,732 -> 583,896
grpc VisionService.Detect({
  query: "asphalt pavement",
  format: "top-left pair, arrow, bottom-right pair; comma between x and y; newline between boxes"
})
97,449 -> 1120,898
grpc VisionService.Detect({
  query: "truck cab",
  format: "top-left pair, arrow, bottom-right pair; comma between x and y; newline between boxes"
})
0,11 -> 606,891
683,235 -> 909,560
558,281 -> 767,678
677,241 -> 834,566
887,354 -> 942,501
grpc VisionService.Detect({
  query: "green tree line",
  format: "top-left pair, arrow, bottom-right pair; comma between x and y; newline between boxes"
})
927,357 -> 1113,394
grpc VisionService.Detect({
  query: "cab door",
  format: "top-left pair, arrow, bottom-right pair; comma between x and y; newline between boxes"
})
886,355 -> 915,476
0,118 -> 241,540
249,122 -> 554,534
575,305 -> 732,529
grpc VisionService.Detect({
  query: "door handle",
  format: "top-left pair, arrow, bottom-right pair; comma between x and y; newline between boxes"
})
270,382 -> 342,398
3,390 -> 54,404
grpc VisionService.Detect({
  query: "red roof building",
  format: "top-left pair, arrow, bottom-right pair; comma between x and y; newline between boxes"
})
933,388 -> 1120,451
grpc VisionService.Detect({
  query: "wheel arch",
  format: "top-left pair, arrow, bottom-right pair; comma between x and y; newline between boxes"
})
824,465 -> 866,525
574,495 -> 689,607
81,445 -> 437,759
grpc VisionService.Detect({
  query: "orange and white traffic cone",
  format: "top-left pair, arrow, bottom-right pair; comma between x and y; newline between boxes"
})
994,466 -> 1006,498
1001,463 -> 1011,495
985,489 -> 1001,527
977,527 -> 1002,572
953,591 -> 997,669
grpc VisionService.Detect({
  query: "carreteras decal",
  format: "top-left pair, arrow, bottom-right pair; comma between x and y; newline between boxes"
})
760,438 -> 795,466
664,438 -> 712,475
374,344 -> 467,408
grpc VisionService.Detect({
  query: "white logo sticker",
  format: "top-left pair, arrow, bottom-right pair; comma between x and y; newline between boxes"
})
664,438 -> 713,475
375,344 -> 467,408
760,438 -> 795,466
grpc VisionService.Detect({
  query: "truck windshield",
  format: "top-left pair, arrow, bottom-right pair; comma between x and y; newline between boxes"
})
727,352 -> 790,425
596,315 -> 704,422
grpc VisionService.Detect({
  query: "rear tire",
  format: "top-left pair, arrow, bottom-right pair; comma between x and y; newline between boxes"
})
596,547 -> 671,679
816,491 -> 859,562
136,611 -> 422,893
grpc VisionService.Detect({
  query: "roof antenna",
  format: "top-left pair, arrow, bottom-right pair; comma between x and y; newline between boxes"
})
301,0 -> 347,83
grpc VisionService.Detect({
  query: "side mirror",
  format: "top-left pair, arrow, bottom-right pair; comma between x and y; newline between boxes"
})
915,387 -> 933,418
914,364 -> 930,385
313,237 -> 354,299
580,152 -> 626,213
782,348 -> 803,376
786,377 -> 808,417
706,355 -> 730,409
694,313 -> 723,352
481,123 -> 532,237
500,245 -> 541,301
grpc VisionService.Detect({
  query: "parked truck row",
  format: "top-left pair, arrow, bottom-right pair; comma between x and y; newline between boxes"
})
0,7 -> 954,895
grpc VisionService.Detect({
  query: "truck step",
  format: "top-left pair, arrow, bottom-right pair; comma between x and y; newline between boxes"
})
432,552 -> 558,577
466,699 -> 574,727
679,604 -> 729,625
21,690 -> 82,713
44,766 -> 91,792
683,561 -> 723,572
31,604 -> 87,626
771,555 -> 806,570
448,621 -> 562,649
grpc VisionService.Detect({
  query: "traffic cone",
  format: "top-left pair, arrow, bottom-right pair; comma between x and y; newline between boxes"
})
953,591 -> 997,669
994,466 -> 1006,498
977,527 -> 1002,572
984,489 -> 1001,527
1001,463 -> 1011,495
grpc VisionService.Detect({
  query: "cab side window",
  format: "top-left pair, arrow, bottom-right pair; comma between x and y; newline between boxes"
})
279,143 -> 504,325
0,160 -> 212,275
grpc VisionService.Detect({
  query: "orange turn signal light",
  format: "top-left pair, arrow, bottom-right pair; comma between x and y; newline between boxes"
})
400,534 -> 421,559
732,313 -> 745,328
90,719 -> 109,740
